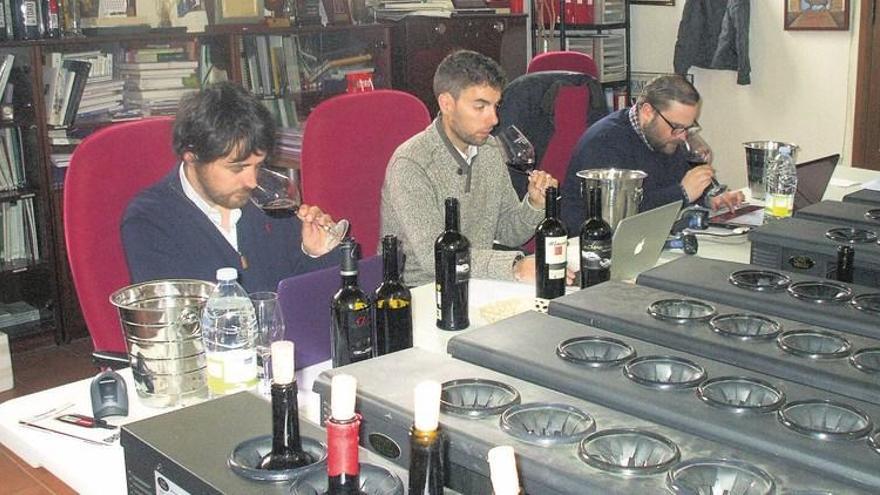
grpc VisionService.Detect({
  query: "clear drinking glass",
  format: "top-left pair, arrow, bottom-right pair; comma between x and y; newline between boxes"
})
497,125 -> 536,175
683,133 -> 726,199
250,166 -> 349,250
249,291 -> 286,396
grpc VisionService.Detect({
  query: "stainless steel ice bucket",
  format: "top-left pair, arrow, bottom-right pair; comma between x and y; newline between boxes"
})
110,279 -> 214,408
743,141 -> 800,200
576,168 -> 647,231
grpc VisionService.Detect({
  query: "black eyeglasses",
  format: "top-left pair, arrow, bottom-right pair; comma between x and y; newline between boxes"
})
652,106 -> 701,136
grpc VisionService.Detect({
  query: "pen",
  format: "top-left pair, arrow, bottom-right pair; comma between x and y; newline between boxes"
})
18,420 -> 114,446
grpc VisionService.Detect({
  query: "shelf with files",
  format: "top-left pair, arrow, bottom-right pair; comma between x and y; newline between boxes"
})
215,22 -> 392,123
531,0 -> 631,108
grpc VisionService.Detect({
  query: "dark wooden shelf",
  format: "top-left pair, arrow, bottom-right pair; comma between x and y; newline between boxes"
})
0,188 -> 37,203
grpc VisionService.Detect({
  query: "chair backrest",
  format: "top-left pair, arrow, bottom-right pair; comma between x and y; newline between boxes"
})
277,254 -> 383,369
527,51 -> 599,78
64,117 -> 177,354
540,84 -> 590,183
300,90 -> 430,257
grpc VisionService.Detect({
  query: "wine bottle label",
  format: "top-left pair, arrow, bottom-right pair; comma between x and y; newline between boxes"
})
581,242 -> 611,270
344,308 -> 373,358
24,1 -> 38,26
454,251 -> 470,284
544,236 -> 567,265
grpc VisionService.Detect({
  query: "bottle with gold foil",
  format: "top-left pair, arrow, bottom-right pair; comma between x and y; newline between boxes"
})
408,381 -> 445,495
374,235 -> 413,356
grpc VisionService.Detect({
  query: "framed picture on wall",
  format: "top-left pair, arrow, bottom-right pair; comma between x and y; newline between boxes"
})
785,0 -> 850,31
209,0 -> 266,24
631,0 -> 674,5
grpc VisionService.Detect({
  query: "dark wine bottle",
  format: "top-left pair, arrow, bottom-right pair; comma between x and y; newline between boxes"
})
12,0 -> 41,40
579,185 -> 612,288
327,374 -> 362,495
837,244 -> 854,283
535,186 -> 567,303
374,235 -> 413,355
409,381 -> 445,495
331,239 -> 374,367
259,341 -> 313,471
435,197 -> 470,330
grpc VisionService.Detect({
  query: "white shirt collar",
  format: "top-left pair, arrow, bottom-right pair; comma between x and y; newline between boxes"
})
179,163 -> 242,251
455,144 -> 479,165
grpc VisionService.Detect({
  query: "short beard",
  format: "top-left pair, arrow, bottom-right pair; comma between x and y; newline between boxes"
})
643,118 -> 678,155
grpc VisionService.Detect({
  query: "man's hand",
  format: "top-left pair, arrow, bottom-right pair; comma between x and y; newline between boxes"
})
298,204 -> 337,256
526,171 -> 559,208
710,190 -> 746,212
513,255 -> 535,282
681,165 -> 715,202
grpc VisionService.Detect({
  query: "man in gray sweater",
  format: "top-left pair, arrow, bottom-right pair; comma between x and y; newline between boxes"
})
381,50 -> 559,286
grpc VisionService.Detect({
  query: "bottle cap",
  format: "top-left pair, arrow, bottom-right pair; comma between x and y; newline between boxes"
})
340,239 -> 360,275
413,380 -> 441,432
330,374 -> 358,421
216,267 -> 238,281
487,446 -> 520,495
271,340 -> 295,385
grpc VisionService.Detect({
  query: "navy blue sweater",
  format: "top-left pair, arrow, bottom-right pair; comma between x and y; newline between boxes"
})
121,167 -> 340,292
561,109 -> 690,233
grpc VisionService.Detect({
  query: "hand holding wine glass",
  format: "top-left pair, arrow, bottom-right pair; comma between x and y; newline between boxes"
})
251,167 -> 349,252
683,133 -> 726,199
498,125 -> 536,175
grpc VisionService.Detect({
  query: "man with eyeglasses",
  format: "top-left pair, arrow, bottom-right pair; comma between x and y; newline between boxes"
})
559,74 -> 744,233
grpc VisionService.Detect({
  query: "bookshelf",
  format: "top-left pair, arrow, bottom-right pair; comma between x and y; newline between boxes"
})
0,23 -> 393,348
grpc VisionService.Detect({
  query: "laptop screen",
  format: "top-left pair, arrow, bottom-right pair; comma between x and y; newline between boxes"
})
793,153 -> 839,211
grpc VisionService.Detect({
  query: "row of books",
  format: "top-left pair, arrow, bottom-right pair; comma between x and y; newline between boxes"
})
0,196 -> 39,266
239,35 -> 375,98
0,127 -> 25,192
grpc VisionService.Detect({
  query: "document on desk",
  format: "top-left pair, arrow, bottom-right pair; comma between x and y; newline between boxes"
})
17,404 -> 118,446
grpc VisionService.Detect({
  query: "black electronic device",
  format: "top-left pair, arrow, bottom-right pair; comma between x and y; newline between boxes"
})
447,312 -> 880,492
796,199 -> 880,231
748,217 -> 880,287
843,188 -> 880,207
636,256 -> 880,340
90,369 -> 128,419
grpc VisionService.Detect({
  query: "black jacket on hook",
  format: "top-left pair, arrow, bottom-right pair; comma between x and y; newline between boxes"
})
673,0 -> 751,85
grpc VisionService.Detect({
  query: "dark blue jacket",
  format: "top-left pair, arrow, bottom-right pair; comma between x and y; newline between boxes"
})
121,167 -> 340,292
561,109 -> 690,233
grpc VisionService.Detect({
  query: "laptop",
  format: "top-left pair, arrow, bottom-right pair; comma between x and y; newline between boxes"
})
709,153 -> 840,227
276,255 -> 383,370
610,201 -> 682,282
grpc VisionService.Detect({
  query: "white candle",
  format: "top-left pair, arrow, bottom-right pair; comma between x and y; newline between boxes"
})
271,340 -> 295,385
488,445 -> 520,495
413,380 -> 441,432
330,374 -> 357,421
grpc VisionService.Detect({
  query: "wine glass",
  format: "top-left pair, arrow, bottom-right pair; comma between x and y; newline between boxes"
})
497,125 -> 536,175
250,291 -> 286,396
251,166 -> 349,250
683,133 -> 726,199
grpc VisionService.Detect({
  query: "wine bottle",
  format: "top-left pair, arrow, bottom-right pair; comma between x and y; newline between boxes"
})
331,239 -> 374,367
12,0 -> 41,40
837,244 -> 854,283
408,381 -> 445,495
487,446 -> 522,495
579,185 -> 612,288
374,235 -> 413,355
435,197 -> 470,330
259,341 -> 313,470
535,186 -> 567,305
327,374 -> 362,495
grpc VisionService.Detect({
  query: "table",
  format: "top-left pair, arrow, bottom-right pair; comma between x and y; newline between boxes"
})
1,165 -> 876,494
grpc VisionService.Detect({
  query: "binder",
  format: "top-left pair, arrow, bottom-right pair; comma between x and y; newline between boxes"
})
61,59 -> 92,127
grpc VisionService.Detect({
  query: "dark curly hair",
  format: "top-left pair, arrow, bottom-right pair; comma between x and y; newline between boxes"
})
433,50 -> 506,99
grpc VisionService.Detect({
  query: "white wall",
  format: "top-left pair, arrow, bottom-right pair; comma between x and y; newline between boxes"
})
630,1 -> 860,188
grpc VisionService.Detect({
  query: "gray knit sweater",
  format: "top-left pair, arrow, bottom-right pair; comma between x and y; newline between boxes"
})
381,119 -> 543,286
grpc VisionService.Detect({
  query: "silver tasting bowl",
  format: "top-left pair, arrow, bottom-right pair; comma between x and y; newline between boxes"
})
776,330 -> 852,359
787,281 -> 853,304
228,435 -> 327,482
647,299 -> 717,324
623,355 -> 707,390
577,428 -> 680,476
696,376 -> 785,414
729,269 -> 792,292
500,402 -> 596,447
556,336 -> 636,368
288,462 -> 404,495
709,314 -> 782,341
777,400 -> 873,441
440,378 -> 521,418
666,458 -> 776,495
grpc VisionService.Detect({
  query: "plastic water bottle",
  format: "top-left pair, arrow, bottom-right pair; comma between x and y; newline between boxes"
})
763,146 -> 797,223
201,267 -> 258,396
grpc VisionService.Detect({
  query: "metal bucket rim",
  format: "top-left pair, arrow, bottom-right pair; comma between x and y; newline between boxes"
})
743,141 -> 801,152
109,279 -> 214,310
576,168 -> 648,181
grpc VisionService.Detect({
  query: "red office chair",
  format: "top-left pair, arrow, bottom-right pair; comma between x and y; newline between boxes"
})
527,51 -> 599,78
64,117 -> 177,359
301,90 -> 430,257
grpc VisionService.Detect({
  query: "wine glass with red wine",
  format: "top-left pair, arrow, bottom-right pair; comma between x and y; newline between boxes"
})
251,166 -> 349,249
497,125 -> 536,175
683,133 -> 726,199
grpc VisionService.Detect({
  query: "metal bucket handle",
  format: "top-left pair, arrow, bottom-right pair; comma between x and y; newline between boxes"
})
177,308 -> 202,338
